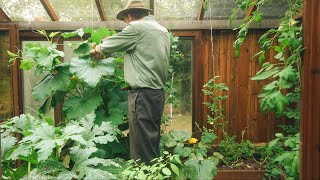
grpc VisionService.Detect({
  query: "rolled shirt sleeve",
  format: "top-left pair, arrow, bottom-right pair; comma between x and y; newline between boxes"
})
99,24 -> 138,54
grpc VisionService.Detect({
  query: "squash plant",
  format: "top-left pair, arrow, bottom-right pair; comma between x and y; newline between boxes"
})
3,28 -> 129,179
1,113 -> 120,179
230,0 -> 303,179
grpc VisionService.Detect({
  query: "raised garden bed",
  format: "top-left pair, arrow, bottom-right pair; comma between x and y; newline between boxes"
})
215,170 -> 265,180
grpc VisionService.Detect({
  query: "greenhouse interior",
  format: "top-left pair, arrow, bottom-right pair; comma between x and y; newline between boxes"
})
0,0 -> 319,179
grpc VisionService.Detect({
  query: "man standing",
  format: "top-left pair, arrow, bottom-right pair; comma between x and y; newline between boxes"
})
90,0 -> 170,163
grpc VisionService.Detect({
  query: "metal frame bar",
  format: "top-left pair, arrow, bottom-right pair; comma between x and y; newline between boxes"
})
95,0 -> 107,21
40,0 -> 59,21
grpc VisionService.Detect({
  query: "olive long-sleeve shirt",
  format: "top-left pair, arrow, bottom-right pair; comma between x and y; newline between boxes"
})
99,15 -> 170,89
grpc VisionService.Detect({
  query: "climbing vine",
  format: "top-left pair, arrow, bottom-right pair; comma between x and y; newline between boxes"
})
230,0 -> 303,179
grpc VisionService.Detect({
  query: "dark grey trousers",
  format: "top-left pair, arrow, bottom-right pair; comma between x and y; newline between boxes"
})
128,88 -> 165,163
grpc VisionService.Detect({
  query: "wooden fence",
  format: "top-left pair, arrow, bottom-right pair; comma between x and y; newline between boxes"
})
194,30 -> 287,143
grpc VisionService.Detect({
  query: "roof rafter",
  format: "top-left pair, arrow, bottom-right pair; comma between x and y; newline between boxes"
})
245,0 -> 257,19
197,0 -> 205,20
95,0 -> 107,21
40,0 -> 59,21
0,8 -> 11,22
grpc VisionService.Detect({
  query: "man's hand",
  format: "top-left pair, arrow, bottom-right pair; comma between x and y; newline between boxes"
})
89,44 -> 104,60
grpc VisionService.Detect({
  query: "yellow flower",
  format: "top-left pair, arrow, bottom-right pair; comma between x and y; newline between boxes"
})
188,138 -> 198,144
290,18 -> 297,26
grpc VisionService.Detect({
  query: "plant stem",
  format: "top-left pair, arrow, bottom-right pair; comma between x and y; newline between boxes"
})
28,162 -> 31,173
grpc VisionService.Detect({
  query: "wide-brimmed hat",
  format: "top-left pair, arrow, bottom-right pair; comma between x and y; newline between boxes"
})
116,0 -> 153,20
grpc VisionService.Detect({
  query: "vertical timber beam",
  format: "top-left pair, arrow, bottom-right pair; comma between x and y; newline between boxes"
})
197,0 -> 205,20
40,0 -> 59,21
95,0 -> 107,21
0,8 -> 11,22
150,0 -> 155,15
301,0 -> 320,179
300,0 -> 320,180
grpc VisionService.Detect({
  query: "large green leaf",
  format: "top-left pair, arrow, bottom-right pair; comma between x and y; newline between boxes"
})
169,130 -> 192,142
174,146 -> 192,157
252,67 -> 280,81
2,114 -> 40,135
161,134 -> 177,148
69,41 -> 91,57
1,134 -> 17,159
32,65 -> 71,100
201,132 -> 217,144
69,146 -> 118,180
21,123 -> 64,161
183,158 -> 219,180
107,108 -> 125,126
67,113 -> 117,148
70,56 -> 115,87
91,27 -> 114,44
63,90 -> 103,119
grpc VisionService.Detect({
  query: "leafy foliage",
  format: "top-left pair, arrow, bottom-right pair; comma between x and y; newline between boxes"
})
264,133 -> 300,179
1,113 -> 119,179
230,0 -> 303,119
218,133 -> 255,166
230,0 -> 303,178
202,76 -> 229,129
120,152 -> 183,180
159,128 -> 222,179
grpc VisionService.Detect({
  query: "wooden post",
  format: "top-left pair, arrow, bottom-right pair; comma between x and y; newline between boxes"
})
301,0 -> 320,179
0,128 -> 2,180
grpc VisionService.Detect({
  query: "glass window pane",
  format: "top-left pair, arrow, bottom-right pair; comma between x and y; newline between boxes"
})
164,38 -> 193,133
0,31 -> 14,122
204,0 -> 288,20
0,0 -> 50,21
260,0 -> 288,19
48,0 -> 100,21
22,41 -> 54,118
203,0 -> 243,20
154,0 -> 200,20
102,0 -> 150,21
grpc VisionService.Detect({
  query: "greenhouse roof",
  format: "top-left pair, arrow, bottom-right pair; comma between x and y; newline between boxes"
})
0,0 -> 288,30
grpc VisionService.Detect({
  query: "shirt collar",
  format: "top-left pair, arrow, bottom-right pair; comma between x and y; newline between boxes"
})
142,15 -> 156,21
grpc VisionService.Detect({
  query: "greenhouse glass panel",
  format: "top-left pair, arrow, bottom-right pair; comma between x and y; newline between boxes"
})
22,41 -> 54,119
203,0 -> 288,20
164,38 -> 193,133
48,0 -> 100,21
154,0 -> 200,20
0,0 -> 50,21
102,0 -> 150,20
203,0 -> 243,20
260,0 -> 288,19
